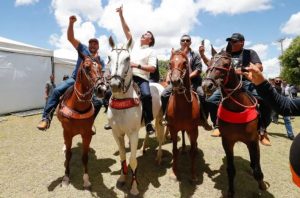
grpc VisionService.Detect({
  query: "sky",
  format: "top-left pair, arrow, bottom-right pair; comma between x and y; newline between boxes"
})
0,0 -> 300,78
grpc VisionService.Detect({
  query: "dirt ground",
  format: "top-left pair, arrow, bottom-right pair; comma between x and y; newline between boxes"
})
1,109 -> 300,198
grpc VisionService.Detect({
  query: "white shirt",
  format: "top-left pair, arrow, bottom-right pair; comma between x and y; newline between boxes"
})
130,40 -> 156,81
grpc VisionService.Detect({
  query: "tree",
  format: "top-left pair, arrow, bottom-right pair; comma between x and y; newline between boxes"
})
280,36 -> 300,85
157,59 -> 169,81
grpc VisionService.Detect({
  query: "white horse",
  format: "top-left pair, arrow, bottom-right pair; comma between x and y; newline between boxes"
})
106,37 -> 165,196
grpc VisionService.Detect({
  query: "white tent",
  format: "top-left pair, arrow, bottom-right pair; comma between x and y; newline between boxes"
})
0,37 -> 75,115
54,57 -> 75,86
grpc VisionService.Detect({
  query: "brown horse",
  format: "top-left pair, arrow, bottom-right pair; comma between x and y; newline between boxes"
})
166,48 -> 200,181
202,49 -> 268,197
57,54 -> 102,189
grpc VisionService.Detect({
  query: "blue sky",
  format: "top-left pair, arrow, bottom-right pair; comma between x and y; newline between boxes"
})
0,0 -> 300,78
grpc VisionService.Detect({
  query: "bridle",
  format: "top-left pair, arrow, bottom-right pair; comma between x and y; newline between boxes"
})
170,52 -> 193,103
205,54 -> 257,108
74,58 -> 102,102
107,47 -> 132,93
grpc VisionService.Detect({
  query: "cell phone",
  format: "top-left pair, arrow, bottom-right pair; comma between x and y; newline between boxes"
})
201,40 -> 204,46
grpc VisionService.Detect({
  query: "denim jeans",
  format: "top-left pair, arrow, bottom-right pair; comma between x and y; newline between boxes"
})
42,77 -> 103,120
161,83 -> 207,118
42,78 -> 75,120
133,76 -> 153,124
206,80 -> 272,129
283,116 -> 294,137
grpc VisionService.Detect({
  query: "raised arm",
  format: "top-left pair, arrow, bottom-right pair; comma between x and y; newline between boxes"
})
67,15 -> 80,49
199,45 -> 210,66
243,63 -> 300,116
116,6 -> 132,41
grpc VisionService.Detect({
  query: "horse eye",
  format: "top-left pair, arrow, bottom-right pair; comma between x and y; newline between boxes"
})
125,57 -> 130,62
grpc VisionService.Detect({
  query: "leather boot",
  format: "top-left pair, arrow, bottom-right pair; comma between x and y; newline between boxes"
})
37,119 -> 50,131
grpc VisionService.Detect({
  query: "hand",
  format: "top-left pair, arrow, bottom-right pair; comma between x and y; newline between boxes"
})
116,5 -> 123,16
69,15 -> 77,24
199,45 -> 205,55
242,62 -> 266,85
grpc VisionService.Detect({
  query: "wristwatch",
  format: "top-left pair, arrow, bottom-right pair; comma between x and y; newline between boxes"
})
137,64 -> 142,69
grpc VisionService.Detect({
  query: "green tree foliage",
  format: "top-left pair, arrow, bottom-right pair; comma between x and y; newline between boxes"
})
280,36 -> 300,85
157,59 -> 169,81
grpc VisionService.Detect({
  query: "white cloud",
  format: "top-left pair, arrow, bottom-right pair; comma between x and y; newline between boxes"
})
249,43 -> 268,60
15,0 -> 39,6
281,12 -> 300,35
197,0 -> 272,15
262,57 -> 280,78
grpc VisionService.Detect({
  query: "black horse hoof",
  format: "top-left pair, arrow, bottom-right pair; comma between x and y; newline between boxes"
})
116,180 -> 126,189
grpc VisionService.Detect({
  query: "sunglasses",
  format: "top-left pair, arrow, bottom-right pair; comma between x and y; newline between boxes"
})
230,40 -> 240,44
181,39 -> 191,43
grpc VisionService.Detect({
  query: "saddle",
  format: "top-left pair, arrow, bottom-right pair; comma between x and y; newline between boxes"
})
58,86 -> 95,119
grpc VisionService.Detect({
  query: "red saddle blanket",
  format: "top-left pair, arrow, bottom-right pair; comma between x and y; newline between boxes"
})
217,104 -> 258,124
109,98 -> 140,109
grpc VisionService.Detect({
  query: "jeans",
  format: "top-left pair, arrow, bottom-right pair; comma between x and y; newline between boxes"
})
206,80 -> 272,130
42,78 -> 75,120
133,76 -> 153,124
283,116 -> 294,137
161,83 -> 207,118
42,77 -> 103,121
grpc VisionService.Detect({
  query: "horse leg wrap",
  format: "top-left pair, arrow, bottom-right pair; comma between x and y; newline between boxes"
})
121,160 -> 128,175
131,168 -> 138,186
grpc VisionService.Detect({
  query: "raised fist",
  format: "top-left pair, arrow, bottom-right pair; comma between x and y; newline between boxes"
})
69,15 -> 77,23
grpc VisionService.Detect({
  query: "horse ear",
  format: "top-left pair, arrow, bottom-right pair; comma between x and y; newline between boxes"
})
126,38 -> 132,50
109,36 -> 115,49
225,42 -> 232,54
171,48 -> 175,55
211,45 -> 217,57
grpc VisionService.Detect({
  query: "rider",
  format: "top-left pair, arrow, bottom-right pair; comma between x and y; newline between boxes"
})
201,33 -> 272,146
117,6 -> 157,135
161,34 -> 211,130
243,64 -> 300,188
37,15 -> 105,130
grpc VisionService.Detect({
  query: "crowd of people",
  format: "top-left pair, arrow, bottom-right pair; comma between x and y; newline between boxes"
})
37,6 -> 299,188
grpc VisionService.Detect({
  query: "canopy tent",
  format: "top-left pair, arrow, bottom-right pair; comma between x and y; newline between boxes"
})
0,37 -> 75,115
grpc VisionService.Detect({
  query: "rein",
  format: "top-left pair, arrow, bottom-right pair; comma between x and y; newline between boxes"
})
206,54 -> 257,109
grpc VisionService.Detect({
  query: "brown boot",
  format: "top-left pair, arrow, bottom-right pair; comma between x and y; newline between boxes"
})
260,132 -> 271,146
211,127 -> 221,137
199,119 -> 213,130
37,119 -> 50,131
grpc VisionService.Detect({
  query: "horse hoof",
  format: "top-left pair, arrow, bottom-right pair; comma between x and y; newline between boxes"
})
169,172 -> 179,182
129,188 -> 139,196
61,176 -> 70,187
116,180 -> 126,189
259,181 -> 270,191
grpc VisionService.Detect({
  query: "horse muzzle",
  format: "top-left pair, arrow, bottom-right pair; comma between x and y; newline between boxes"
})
110,77 -> 122,93
202,79 -> 217,95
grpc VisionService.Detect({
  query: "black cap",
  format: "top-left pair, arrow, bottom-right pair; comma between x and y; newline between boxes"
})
88,38 -> 99,44
226,33 -> 245,42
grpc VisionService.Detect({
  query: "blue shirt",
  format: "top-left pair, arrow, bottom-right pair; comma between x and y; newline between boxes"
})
71,43 -> 106,80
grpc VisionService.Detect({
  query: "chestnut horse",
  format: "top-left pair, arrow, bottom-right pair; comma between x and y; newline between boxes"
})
166,48 -> 200,181
202,49 -> 268,197
56,54 -> 102,189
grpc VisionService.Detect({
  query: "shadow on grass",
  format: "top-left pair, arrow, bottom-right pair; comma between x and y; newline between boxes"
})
268,132 -> 289,139
212,156 -> 275,198
48,142 -> 117,197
